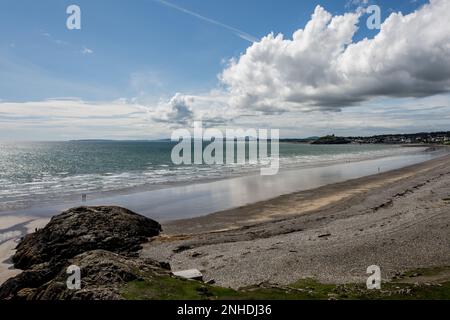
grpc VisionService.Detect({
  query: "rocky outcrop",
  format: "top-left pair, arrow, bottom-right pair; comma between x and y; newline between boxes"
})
1,250 -> 170,300
13,206 -> 161,270
0,206 -> 166,300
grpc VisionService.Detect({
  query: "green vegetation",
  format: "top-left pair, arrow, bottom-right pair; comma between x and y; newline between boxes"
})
120,266 -> 450,300
121,275 -> 237,300
311,135 -> 351,145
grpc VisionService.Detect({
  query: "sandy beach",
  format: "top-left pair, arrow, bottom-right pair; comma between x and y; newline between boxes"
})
142,153 -> 450,289
1,152 -> 449,289
0,218 -> 49,284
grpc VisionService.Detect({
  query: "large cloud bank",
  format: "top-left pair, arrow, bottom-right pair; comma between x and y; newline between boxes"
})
219,0 -> 450,113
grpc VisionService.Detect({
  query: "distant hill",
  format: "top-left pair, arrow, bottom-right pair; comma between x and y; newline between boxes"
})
311,135 -> 351,145
283,131 -> 450,145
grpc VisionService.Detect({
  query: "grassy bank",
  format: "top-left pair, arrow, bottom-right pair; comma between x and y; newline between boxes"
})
120,266 -> 450,300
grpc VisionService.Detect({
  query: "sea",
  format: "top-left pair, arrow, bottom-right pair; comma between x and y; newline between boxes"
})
0,140 -> 441,219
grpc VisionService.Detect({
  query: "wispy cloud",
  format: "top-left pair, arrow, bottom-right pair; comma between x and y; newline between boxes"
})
42,32 -> 69,46
153,0 -> 258,42
42,31 -> 94,56
82,47 -> 94,55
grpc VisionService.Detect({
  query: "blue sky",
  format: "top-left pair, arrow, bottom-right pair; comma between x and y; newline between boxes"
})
1,0 -> 449,140
0,0 -> 429,102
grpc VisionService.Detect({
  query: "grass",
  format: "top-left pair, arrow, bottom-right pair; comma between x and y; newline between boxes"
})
121,275 -> 237,300
120,266 -> 450,300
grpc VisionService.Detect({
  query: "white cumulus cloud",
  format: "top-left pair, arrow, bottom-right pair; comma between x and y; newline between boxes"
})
219,0 -> 450,112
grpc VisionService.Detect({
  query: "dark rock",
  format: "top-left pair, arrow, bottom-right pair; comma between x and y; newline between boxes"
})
12,206 -> 161,270
0,206 -> 166,300
318,233 -> 331,238
1,250 -> 171,300
191,252 -> 202,258
173,245 -> 193,253
0,262 -> 59,300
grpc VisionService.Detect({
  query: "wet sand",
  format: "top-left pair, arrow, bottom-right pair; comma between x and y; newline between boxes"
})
0,240 -> 21,283
1,150 -> 449,287
0,218 -> 49,284
1,148 -> 438,222
142,153 -> 450,289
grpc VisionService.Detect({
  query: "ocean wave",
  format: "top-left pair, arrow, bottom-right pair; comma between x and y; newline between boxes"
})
0,144 -> 425,211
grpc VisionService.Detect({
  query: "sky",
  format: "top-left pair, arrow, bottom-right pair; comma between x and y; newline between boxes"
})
1,0 -> 449,140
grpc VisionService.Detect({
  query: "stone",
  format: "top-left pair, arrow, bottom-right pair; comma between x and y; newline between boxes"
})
173,269 -> 203,281
12,206 -> 162,270
0,206 -> 166,300
0,250 -> 171,300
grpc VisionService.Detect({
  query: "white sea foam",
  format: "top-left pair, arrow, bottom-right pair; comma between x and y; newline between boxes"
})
0,142 -> 429,212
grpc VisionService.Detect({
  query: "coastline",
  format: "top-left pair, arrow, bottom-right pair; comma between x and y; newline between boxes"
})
0,144 -> 431,216
142,153 -> 450,288
1,149 -> 449,287
161,150 -> 449,234
0,146 -> 440,223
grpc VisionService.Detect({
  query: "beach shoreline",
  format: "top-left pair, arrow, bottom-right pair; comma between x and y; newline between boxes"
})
0,146 -> 442,222
161,151 -> 450,234
0,144 -> 433,216
1,149 -> 449,287
142,153 -> 450,288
